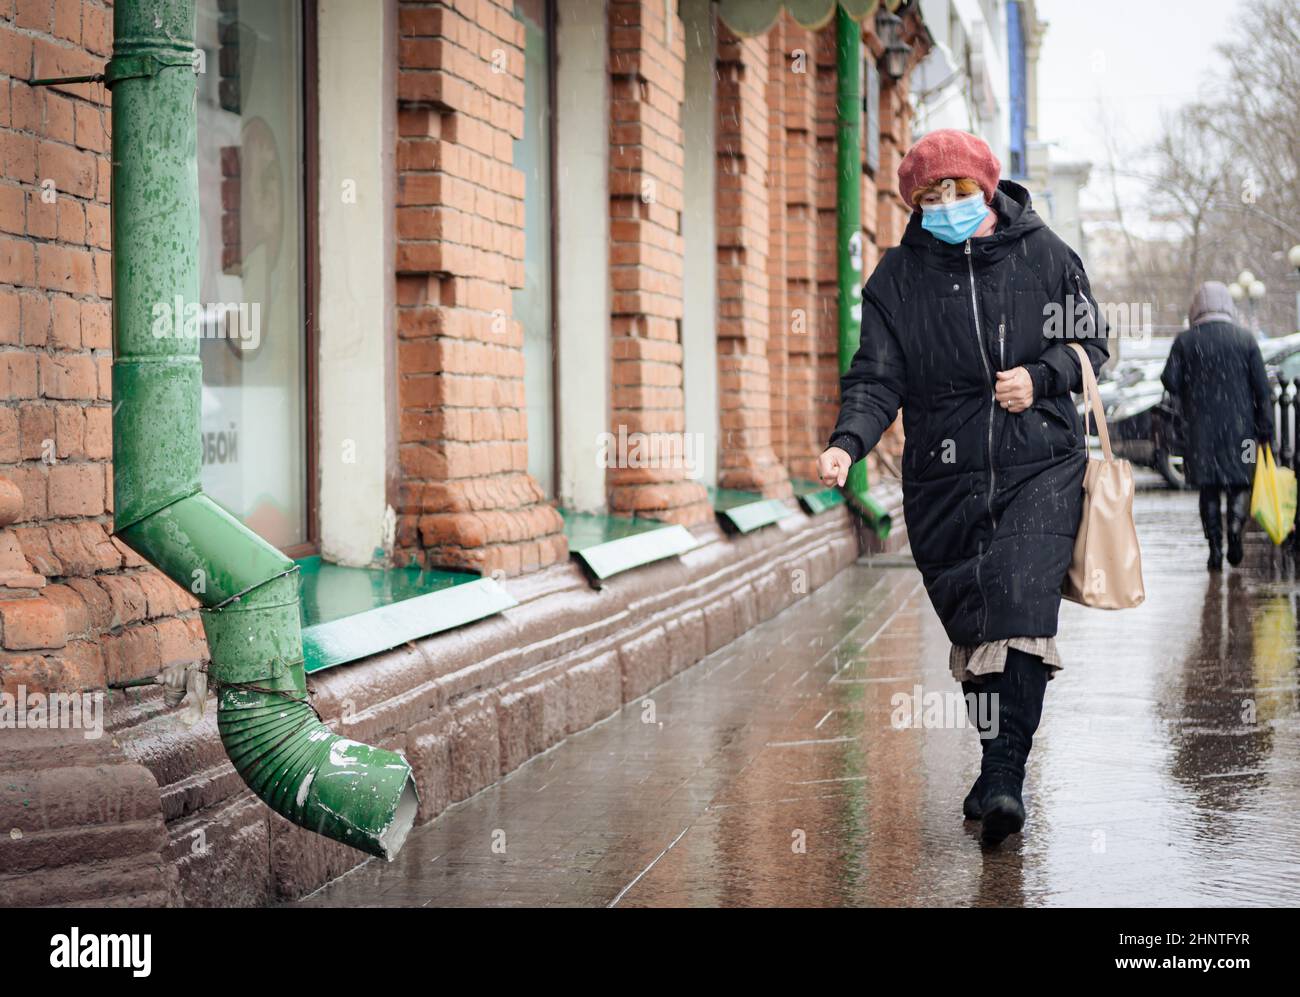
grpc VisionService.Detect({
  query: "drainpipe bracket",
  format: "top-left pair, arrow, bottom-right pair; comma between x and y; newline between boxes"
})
29,72 -> 106,88
104,52 -> 195,89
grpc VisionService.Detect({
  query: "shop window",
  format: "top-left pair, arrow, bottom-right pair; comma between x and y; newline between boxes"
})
680,0 -> 719,488
195,0 -> 311,551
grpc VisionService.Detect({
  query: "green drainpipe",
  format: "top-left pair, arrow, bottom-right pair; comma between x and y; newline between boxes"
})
108,0 -> 417,859
835,6 -> 891,539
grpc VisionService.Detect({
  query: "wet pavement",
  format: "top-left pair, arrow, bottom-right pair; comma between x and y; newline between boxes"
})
292,474 -> 1300,907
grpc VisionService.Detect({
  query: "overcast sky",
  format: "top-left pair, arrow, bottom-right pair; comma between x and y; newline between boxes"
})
1034,0 -> 1240,215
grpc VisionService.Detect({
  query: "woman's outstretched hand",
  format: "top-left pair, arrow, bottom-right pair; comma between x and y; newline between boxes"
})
818,446 -> 853,487
995,366 -> 1034,413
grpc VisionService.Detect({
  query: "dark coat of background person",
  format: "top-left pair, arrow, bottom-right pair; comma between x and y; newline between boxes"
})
1160,320 -> 1275,488
829,180 -> 1109,647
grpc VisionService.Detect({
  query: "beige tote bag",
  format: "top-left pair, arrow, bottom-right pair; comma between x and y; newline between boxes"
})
1061,342 -> 1145,609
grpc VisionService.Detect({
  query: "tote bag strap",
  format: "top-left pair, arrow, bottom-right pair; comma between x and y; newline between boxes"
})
1067,342 -> 1112,461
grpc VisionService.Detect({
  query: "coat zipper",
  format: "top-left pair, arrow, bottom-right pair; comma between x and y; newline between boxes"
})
967,239 -> 997,638
966,240 -> 998,531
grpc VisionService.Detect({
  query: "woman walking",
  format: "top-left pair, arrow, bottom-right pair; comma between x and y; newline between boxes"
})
1160,281 -> 1274,570
817,129 -> 1109,847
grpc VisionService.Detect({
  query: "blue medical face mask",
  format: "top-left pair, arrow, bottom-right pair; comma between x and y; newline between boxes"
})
920,192 -> 990,244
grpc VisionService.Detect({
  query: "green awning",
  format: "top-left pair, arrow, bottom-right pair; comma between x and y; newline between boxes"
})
297,555 -> 517,673
714,0 -> 900,38
709,486 -> 802,534
561,509 -> 699,584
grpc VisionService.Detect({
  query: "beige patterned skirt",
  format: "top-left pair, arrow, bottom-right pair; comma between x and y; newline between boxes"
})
949,636 -> 1062,683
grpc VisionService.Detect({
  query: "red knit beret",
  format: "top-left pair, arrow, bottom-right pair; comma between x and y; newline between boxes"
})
897,129 -> 1002,209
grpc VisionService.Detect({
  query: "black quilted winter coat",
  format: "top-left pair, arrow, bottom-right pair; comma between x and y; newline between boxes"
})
829,180 -> 1109,646
1160,320 -> 1274,488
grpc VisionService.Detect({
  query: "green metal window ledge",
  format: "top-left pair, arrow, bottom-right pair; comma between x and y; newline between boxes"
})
561,510 -> 699,586
709,486 -> 802,534
296,557 -> 517,674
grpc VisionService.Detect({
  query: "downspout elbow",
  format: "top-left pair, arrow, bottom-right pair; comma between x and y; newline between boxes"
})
120,497 -> 420,861
846,486 -> 892,540
206,573 -> 419,860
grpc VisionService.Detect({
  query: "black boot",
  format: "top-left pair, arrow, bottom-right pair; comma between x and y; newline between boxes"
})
962,775 -> 985,820
961,678 -> 992,820
1200,487 -> 1223,571
1226,486 -> 1250,566
976,648 -> 1050,847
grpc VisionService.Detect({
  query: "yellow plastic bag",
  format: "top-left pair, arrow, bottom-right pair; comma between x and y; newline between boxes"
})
1250,444 -> 1297,545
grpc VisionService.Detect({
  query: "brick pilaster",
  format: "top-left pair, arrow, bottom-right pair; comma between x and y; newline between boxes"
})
607,0 -> 711,524
866,34 -> 913,476
764,19 -> 788,471
715,25 -> 788,498
395,0 -> 566,576
812,27 -> 842,454
767,16 -> 823,484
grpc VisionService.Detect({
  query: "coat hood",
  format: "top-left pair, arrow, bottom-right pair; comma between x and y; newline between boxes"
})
1188,280 -> 1237,326
900,179 -> 1046,268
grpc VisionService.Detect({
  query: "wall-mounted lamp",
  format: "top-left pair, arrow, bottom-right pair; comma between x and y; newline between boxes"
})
875,9 -> 910,81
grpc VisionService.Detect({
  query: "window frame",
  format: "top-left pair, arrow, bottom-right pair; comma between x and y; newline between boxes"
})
544,0 -> 559,501
515,0 -> 560,499
281,0 -> 320,558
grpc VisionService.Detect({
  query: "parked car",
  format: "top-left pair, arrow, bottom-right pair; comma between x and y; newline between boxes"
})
1262,331 -> 1300,382
1076,333 -> 1300,489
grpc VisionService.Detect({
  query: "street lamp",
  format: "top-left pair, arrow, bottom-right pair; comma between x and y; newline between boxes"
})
1241,278 -> 1267,333
1228,271 -> 1266,332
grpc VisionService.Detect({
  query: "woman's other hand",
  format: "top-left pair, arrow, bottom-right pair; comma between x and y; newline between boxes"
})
995,366 -> 1034,413
818,447 -> 854,487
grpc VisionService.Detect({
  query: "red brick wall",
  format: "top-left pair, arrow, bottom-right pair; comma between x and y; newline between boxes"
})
863,43 -> 916,477
874,76 -> 911,250
764,19 -> 787,470
768,19 -> 916,481
394,0 -> 566,576
766,15 -> 824,485
0,0 -> 208,697
0,2 -> 932,702
812,27 -> 841,457
715,25 -> 787,498
606,0 -> 710,523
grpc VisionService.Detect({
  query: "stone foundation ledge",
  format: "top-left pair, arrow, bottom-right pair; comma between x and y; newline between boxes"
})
6,495 -> 907,906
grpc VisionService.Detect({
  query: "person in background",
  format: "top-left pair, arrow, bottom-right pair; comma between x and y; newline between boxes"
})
816,129 -> 1109,848
1161,281 -> 1275,570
